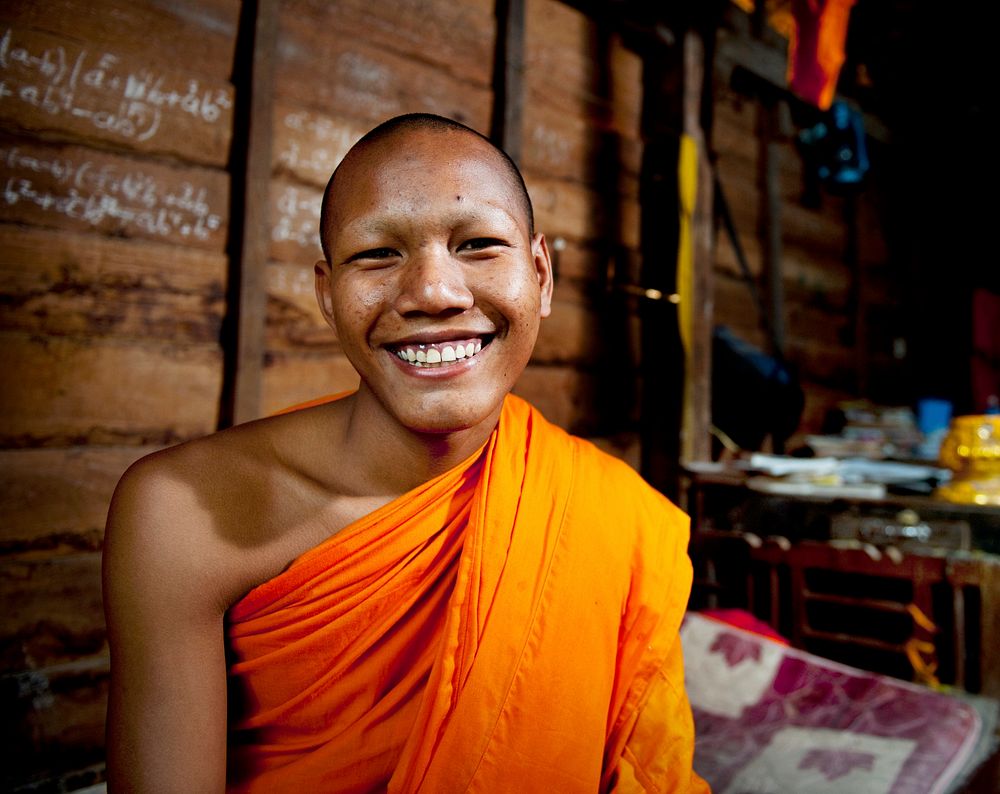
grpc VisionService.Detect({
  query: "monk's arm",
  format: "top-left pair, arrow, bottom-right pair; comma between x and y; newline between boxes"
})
610,638 -> 710,793
607,496 -> 709,793
103,464 -> 229,793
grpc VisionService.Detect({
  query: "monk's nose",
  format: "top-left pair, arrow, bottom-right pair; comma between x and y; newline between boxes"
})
394,248 -> 474,316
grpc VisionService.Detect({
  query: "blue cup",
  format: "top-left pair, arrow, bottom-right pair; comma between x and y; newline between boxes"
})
917,398 -> 952,436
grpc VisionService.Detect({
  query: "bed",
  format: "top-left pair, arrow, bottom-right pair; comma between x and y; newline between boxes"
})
683,611 -> 1000,793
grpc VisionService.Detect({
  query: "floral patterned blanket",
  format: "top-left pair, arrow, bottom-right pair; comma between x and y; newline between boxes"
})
683,612 -> 998,793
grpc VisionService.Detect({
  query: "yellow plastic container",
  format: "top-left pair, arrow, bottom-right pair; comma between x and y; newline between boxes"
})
935,415 -> 1000,506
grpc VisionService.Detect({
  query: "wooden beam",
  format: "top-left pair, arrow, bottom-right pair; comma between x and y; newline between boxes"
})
681,29 -> 714,464
225,0 -> 278,426
757,100 -> 785,360
492,0 -> 526,163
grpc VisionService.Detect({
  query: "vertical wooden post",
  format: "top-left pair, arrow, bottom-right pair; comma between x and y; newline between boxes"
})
757,101 -> 785,358
492,0 -> 526,163
226,0 -> 277,426
681,30 -> 714,463
844,193 -> 869,395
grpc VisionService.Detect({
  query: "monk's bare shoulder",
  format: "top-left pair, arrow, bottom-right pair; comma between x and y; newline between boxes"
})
105,401 -> 354,611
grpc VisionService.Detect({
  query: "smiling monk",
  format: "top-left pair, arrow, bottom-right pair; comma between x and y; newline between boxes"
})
103,114 -> 708,793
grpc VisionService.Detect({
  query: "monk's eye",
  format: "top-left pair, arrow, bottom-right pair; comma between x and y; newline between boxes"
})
458,238 -> 507,252
345,247 -> 399,265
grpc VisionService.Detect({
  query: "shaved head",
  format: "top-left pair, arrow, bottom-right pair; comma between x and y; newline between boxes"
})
319,113 -> 534,262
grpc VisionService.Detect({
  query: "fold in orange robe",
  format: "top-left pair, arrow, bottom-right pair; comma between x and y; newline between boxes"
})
226,394 -> 708,792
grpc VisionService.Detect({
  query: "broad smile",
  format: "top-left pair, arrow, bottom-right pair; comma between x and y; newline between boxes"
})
388,336 -> 493,369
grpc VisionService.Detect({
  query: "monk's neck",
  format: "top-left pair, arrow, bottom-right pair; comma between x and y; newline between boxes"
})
340,393 -> 499,496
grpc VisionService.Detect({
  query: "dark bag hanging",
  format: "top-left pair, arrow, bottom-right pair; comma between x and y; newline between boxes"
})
711,174 -> 805,452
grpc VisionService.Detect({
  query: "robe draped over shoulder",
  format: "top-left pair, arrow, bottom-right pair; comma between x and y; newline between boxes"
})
226,394 -> 707,793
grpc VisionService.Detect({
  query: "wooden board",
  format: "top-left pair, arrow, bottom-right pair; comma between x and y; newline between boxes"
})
521,101 -> 642,186
513,363 -> 595,435
265,260 -> 337,351
261,351 -> 360,416
268,176 -> 323,264
533,285 -> 602,365
0,137 -> 230,250
525,0 -> 600,104
5,653 -> 108,789
282,0 -> 495,88
272,102 -> 369,189
0,226 -> 226,343
528,174 -> 640,249
0,553 -> 105,669
0,24 -> 234,165
0,333 -> 222,446
0,446 -> 156,554
275,24 -> 491,132
0,0 -> 240,79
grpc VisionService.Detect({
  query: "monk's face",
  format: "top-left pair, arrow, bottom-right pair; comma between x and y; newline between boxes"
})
316,127 -> 553,436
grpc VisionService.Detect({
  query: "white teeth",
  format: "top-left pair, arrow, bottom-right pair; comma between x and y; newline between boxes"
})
394,339 -> 487,368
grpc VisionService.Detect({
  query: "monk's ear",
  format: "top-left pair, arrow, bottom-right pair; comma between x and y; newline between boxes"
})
531,233 -> 554,319
314,259 -> 338,331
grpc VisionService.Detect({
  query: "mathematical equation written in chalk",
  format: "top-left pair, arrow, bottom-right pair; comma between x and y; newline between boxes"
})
0,144 -> 225,242
271,183 -> 322,253
0,27 -> 233,146
275,109 -> 364,186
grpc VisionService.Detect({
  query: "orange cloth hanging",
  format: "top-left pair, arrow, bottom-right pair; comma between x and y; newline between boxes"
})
788,0 -> 857,109
226,394 -> 707,792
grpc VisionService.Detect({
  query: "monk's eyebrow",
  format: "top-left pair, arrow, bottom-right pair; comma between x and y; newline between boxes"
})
341,204 -> 521,237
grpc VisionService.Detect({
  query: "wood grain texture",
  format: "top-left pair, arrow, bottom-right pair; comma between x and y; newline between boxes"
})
265,259 -> 336,351
512,363 -> 595,435
0,445 -> 156,554
268,176 -> 323,263
0,0 -> 240,79
261,351 -> 360,416
521,101 -> 642,187
0,333 -> 222,446
230,0 -> 279,424
0,137 -> 230,250
533,287 -> 602,365
272,102 -> 368,188
2,653 -> 109,790
0,25 -> 234,165
0,553 -> 105,669
275,22 -> 491,131
282,0 -> 495,88
528,175 -> 640,249
0,226 -> 227,343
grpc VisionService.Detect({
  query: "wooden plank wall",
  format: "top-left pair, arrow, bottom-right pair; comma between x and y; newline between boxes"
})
710,80 -> 898,443
516,0 -> 644,463
0,0 -> 649,786
0,1 -> 238,788
0,0 -> 901,786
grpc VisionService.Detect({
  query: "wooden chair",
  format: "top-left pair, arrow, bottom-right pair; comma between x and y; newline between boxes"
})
689,530 -> 1000,695
777,541 -> 948,685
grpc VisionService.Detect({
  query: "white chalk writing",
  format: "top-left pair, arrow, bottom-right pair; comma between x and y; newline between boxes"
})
277,111 -> 361,183
0,28 -> 232,144
271,185 -> 321,251
0,145 -> 223,241
530,124 -> 572,168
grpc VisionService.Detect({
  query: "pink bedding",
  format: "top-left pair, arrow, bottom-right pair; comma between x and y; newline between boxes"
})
683,612 -> 995,793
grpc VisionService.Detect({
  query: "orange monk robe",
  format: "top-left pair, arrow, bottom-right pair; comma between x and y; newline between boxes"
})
226,394 -> 708,793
